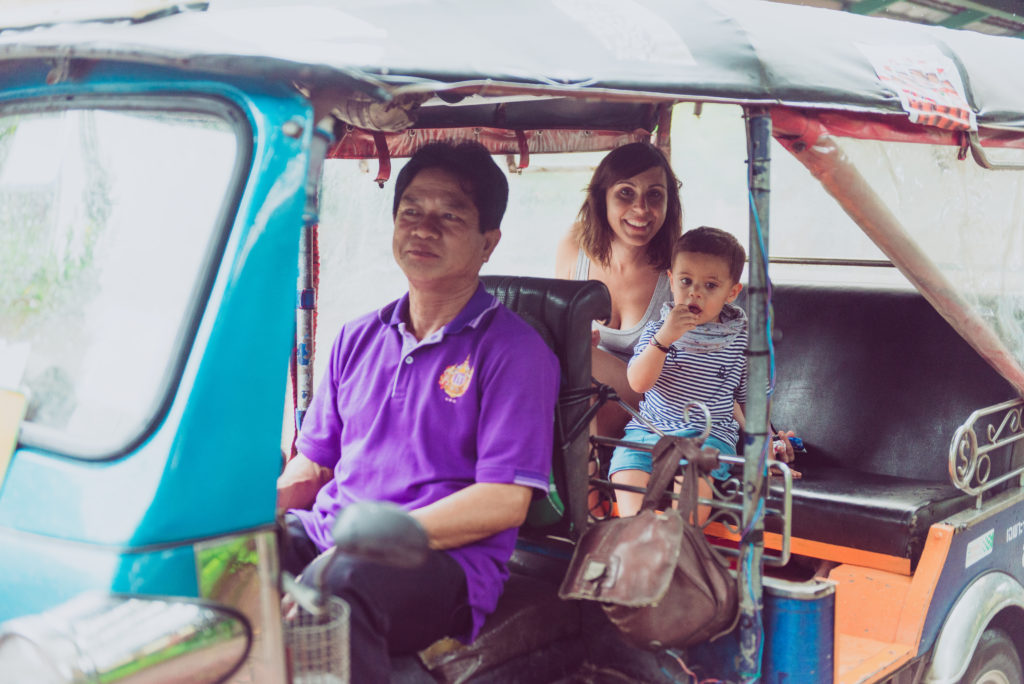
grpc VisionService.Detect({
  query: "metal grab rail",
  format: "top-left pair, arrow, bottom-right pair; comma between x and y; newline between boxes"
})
949,398 -> 1024,507
588,426 -> 794,568
588,450 -> 794,567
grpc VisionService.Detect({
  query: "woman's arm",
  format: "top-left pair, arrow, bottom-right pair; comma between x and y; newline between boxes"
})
554,228 -> 580,280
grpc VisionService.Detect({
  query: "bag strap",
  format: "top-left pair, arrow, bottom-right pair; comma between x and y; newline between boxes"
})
676,450 -> 701,525
640,436 -> 707,523
640,436 -> 685,513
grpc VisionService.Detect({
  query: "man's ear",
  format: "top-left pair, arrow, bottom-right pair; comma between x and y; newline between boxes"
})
482,229 -> 501,262
727,281 -> 743,302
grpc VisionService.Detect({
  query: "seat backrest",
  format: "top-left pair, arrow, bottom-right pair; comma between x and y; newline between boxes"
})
482,275 -> 611,540
766,284 -> 1014,481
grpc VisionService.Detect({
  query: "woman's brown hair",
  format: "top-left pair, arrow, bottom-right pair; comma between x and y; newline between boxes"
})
573,142 -> 683,270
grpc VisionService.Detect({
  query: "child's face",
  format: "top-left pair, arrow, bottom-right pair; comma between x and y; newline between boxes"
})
668,251 -> 743,325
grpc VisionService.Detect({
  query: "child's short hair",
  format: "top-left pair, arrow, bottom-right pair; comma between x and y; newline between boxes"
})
671,227 -> 746,283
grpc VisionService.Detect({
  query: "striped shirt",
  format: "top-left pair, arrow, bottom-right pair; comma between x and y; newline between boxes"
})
625,312 -> 748,449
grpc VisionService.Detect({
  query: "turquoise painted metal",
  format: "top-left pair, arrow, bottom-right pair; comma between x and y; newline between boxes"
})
0,61 -> 311,621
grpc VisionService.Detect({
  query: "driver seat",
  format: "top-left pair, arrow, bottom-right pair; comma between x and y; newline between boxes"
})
409,275 -> 611,683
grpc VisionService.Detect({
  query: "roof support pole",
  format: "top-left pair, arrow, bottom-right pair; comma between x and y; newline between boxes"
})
772,111 -> 1024,397
295,217 -> 316,432
739,106 -> 771,682
294,124 -> 333,436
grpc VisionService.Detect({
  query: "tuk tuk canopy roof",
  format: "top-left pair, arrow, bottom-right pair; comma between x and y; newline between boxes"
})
3,0 -> 1024,132
2,0 -> 1022,396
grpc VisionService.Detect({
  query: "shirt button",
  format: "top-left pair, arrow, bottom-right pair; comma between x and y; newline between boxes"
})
405,356 -> 414,365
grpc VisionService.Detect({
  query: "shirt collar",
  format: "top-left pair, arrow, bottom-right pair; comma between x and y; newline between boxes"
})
380,281 -> 498,336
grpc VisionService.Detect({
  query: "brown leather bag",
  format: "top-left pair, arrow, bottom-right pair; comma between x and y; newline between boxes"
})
558,436 -> 738,650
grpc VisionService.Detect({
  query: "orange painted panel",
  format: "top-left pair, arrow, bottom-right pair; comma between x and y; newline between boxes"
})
832,565 -> 911,642
835,635 -> 913,684
704,523 -> 912,575
703,522 -> 956,683
830,525 -> 954,683
895,525 -> 953,648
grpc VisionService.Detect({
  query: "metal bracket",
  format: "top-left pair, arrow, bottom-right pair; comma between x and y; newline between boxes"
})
966,130 -> 1024,170
949,398 -> 1024,501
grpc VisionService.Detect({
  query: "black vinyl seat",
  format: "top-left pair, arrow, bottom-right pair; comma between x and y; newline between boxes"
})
760,284 -> 1014,561
412,276 -> 611,682
767,467 -> 970,558
482,275 -> 611,542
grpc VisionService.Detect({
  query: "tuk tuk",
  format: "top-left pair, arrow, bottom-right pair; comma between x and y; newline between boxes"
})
1,1 -> 1023,682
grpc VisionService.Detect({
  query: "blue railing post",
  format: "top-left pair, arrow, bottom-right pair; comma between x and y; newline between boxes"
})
740,106 -> 772,681
295,122 -> 333,431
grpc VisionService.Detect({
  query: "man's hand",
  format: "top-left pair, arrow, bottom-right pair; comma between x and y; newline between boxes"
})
276,454 -> 333,513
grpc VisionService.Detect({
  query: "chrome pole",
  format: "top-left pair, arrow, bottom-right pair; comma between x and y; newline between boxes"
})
740,106 -> 771,681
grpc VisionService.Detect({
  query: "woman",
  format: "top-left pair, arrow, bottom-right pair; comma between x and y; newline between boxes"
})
556,142 -> 683,438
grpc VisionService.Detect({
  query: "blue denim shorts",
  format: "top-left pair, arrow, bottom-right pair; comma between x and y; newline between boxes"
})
610,428 -> 735,481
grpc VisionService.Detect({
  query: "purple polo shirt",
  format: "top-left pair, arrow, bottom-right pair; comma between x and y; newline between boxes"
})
292,282 -> 559,640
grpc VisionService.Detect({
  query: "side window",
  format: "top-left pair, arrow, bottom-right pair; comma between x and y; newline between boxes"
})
311,152 -> 603,380
0,102 -> 244,457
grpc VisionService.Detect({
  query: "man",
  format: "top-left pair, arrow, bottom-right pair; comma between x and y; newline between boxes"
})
276,141 -> 559,682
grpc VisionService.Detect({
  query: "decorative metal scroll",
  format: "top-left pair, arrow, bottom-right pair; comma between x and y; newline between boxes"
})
701,454 -> 793,567
949,398 -> 1024,501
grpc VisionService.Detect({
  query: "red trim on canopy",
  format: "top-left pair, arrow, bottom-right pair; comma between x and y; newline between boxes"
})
328,127 -> 650,160
772,108 -> 1024,150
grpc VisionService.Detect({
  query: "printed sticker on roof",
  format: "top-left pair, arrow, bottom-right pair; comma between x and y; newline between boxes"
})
859,44 -> 977,132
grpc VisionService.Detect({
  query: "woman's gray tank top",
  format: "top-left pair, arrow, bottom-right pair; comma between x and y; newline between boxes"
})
573,249 -> 673,362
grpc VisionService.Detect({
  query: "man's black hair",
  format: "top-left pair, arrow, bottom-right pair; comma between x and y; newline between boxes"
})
392,141 -> 509,232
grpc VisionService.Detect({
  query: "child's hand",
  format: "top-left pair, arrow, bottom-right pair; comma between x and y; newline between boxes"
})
659,303 -> 700,343
591,329 -> 601,348
770,430 -> 802,478
771,429 -> 797,464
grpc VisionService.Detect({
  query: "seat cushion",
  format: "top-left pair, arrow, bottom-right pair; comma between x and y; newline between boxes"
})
749,284 -> 1015,562
767,465 -> 973,559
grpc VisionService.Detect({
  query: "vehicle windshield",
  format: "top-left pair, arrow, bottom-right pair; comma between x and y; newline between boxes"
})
0,103 -> 240,457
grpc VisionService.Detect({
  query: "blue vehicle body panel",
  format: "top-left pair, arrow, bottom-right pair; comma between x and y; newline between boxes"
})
0,529 -> 199,620
0,61 -> 311,621
919,498 -> 1024,655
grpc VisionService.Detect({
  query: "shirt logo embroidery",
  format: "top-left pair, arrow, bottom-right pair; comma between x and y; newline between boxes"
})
439,355 -> 474,401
